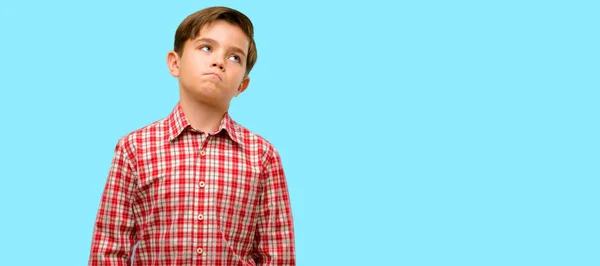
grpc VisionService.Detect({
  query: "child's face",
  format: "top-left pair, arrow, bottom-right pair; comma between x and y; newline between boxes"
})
168,20 -> 250,110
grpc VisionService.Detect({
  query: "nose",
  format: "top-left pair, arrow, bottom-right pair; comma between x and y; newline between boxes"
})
211,59 -> 225,72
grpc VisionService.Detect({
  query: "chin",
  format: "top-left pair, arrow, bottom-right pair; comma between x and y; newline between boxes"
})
183,81 -> 217,95
182,85 -> 227,108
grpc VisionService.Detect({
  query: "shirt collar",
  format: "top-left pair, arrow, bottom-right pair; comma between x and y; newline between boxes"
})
166,102 -> 243,146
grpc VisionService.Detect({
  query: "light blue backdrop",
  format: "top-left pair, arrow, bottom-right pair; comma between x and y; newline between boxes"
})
0,0 -> 598,265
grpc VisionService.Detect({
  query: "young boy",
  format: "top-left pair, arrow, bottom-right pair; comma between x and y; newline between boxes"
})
88,6 -> 295,265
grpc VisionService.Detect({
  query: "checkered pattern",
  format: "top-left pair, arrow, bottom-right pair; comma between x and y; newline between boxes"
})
89,103 -> 295,265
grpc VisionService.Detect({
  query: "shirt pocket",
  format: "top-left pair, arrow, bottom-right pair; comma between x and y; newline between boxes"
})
218,226 -> 252,265
217,164 -> 262,254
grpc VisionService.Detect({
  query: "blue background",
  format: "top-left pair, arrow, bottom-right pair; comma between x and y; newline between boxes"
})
0,0 -> 598,265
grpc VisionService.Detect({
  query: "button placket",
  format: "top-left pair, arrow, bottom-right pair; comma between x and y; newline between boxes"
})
196,133 -> 212,259
199,133 -> 211,157
197,133 -> 210,189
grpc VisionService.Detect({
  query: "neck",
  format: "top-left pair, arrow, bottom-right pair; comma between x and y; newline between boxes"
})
179,96 -> 226,134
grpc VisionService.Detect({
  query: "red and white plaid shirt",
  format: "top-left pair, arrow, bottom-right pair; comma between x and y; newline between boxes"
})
89,103 -> 295,265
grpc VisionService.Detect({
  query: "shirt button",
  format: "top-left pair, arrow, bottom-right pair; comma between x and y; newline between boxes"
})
199,181 -> 205,188
197,214 -> 204,221
196,247 -> 203,255
200,150 -> 206,156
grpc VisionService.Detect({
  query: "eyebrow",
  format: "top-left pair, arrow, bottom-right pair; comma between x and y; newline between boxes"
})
194,37 -> 247,58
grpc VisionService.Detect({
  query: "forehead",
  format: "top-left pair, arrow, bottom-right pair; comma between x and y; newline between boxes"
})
192,20 -> 249,49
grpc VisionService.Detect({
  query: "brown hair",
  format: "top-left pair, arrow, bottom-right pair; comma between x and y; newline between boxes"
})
173,6 -> 257,76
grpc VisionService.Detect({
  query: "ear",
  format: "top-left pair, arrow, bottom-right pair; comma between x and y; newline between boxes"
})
236,76 -> 250,96
166,51 -> 180,77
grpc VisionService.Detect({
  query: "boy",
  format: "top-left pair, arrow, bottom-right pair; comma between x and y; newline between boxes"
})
88,6 -> 295,265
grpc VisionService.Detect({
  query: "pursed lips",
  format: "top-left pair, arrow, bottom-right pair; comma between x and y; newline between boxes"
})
203,72 -> 222,81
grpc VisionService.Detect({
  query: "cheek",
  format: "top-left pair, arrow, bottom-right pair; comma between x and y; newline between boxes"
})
228,65 -> 245,82
181,54 -> 205,75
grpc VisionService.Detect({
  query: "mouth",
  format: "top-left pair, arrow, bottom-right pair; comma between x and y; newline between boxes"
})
203,72 -> 222,81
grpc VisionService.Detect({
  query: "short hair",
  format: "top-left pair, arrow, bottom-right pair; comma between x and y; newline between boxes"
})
174,6 -> 257,76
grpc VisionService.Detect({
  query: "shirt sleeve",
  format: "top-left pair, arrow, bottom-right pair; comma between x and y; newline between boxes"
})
88,139 -> 138,266
252,149 -> 296,265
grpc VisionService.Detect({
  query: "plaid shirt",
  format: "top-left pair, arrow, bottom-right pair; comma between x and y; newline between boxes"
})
89,103 -> 295,265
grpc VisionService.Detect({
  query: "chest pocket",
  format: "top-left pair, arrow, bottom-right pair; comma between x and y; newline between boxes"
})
215,163 -> 262,254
